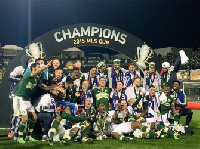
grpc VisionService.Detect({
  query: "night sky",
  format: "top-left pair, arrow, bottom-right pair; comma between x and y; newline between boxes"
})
0,0 -> 199,49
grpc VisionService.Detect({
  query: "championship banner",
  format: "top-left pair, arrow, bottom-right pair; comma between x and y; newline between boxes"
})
177,70 -> 190,80
190,69 -> 200,80
29,23 -> 144,59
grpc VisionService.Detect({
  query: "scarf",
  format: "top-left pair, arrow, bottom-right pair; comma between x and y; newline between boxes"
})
88,72 -> 98,89
111,66 -> 124,88
80,90 -> 92,105
160,69 -> 171,88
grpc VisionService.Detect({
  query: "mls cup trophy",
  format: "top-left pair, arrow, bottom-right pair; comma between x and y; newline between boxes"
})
135,43 -> 154,70
25,42 -> 46,60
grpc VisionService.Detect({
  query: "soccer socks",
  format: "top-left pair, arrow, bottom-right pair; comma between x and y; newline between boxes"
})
174,114 -> 179,125
49,120 -> 60,140
118,134 -> 125,140
18,122 -> 27,138
146,130 -> 156,139
27,120 -> 35,136
67,131 -> 76,140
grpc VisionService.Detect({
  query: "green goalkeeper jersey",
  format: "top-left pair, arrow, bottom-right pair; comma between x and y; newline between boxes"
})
15,72 -> 40,101
92,87 -> 111,111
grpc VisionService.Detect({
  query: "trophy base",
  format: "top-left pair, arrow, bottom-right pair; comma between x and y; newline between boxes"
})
136,61 -> 146,70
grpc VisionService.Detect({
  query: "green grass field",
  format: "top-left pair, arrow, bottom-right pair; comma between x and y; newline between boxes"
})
0,110 -> 200,149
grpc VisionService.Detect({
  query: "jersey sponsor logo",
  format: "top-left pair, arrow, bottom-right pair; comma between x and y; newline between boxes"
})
26,82 -> 37,89
96,92 -> 109,100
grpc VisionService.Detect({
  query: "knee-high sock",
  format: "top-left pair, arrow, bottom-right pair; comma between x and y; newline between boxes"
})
18,122 -> 27,138
49,120 -> 60,139
27,120 -> 36,136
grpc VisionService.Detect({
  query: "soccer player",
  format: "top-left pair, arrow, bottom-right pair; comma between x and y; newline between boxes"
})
93,103 -> 112,140
110,81 -> 127,110
125,77 -> 146,114
48,106 -> 88,145
159,85 -> 177,126
75,80 -> 93,105
14,61 -> 55,144
143,62 -> 160,92
111,100 -> 143,141
108,59 -> 125,89
146,85 -> 161,122
124,63 -> 140,88
34,89 -> 59,141
92,77 -> 111,111
160,50 -> 189,89
172,80 -> 193,127
96,61 -> 109,87
85,67 -> 98,89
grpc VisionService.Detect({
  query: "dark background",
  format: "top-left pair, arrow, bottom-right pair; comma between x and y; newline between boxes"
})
0,0 -> 200,49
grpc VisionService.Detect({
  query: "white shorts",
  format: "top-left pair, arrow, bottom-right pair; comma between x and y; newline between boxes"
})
49,124 -> 67,141
133,129 -> 143,138
13,96 -> 20,116
161,113 -> 170,126
112,122 -> 132,135
14,96 -> 35,115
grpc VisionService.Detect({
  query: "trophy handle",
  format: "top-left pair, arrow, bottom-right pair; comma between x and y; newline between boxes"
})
137,47 -> 140,60
25,48 -> 32,58
41,51 -> 46,59
147,49 -> 154,59
38,42 -> 46,59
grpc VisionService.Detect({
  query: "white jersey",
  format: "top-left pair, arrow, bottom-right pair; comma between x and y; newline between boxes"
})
35,94 -> 56,113
125,86 -> 145,107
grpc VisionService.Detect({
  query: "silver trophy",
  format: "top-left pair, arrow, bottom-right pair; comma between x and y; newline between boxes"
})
135,43 -> 154,70
25,42 -> 46,60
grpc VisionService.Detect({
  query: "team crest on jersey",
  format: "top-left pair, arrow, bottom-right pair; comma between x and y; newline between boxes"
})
26,82 -> 37,89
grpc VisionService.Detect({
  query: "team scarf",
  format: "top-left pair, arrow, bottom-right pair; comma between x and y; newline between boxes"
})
111,90 -> 127,110
160,69 -> 171,88
145,71 -> 159,89
96,69 -> 109,86
80,90 -> 92,105
124,70 -> 138,87
148,94 -> 159,113
111,66 -> 124,88
87,72 -> 98,89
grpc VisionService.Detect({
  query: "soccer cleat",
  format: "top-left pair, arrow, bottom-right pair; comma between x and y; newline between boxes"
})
102,134 -> 108,139
161,134 -> 166,138
27,136 -> 38,142
48,139 -> 53,146
174,132 -> 180,140
48,132 -> 54,145
18,138 -> 26,144
42,135 -> 48,141
13,137 -> 18,141
124,137 -> 133,141
59,138 -> 69,145
155,131 -> 162,138
82,137 -> 93,143
96,135 -> 103,140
